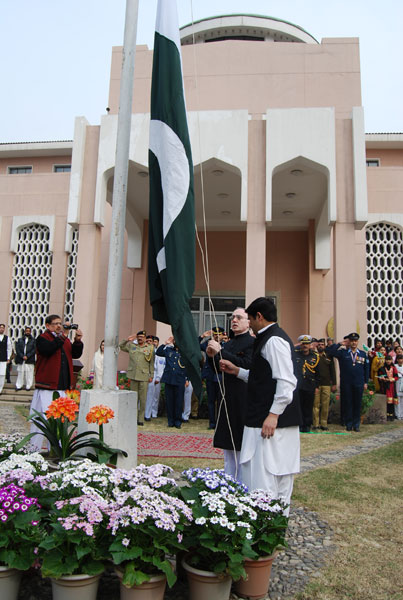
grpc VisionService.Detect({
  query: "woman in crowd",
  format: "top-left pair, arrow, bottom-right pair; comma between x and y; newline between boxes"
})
92,340 -> 104,389
377,354 -> 398,421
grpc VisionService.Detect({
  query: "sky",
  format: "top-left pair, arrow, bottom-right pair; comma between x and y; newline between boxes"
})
1,0 -> 402,143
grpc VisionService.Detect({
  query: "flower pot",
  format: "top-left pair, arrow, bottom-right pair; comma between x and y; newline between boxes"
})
182,558 -> 232,600
0,565 -> 22,600
234,553 -> 277,599
50,573 -> 101,600
115,567 -> 166,600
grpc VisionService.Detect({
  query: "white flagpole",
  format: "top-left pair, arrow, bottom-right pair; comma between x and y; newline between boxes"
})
103,0 -> 139,389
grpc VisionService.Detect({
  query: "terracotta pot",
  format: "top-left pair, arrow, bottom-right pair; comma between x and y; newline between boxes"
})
234,553 -> 277,599
115,567 -> 166,600
50,572 -> 101,600
0,565 -> 22,600
182,558 -> 232,600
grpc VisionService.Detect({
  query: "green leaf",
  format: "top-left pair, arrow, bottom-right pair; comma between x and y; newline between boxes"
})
152,556 -> 175,587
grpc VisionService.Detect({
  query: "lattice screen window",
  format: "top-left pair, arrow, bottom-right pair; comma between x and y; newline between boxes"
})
8,224 -> 53,341
64,227 -> 79,323
366,222 -> 403,347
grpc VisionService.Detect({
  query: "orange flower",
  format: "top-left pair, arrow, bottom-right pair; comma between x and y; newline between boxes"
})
86,405 -> 115,426
65,389 -> 80,404
45,397 -> 79,423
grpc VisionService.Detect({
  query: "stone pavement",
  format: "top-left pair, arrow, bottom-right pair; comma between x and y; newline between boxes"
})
1,401 -> 400,600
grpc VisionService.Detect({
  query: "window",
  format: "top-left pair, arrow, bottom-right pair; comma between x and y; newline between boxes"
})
8,224 -> 53,341
53,165 -> 71,173
366,159 -> 380,167
8,166 -> 32,174
366,223 -> 403,347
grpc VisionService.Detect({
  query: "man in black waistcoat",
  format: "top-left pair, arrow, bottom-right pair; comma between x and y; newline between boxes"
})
220,297 -> 302,513
206,307 -> 254,479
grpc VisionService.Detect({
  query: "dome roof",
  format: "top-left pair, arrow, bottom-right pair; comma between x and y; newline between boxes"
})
180,14 -> 318,45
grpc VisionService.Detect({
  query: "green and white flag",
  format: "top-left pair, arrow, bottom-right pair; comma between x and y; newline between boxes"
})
148,0 -> 202,396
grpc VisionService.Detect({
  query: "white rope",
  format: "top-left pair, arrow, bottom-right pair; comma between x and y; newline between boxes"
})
189,0 -> 239,479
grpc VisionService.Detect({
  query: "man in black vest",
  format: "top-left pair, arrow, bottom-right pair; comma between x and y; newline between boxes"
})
0,324 -> 12,394
220,297 -> 302,513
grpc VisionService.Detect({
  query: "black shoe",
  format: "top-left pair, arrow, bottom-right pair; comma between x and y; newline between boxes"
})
189,415 -> 199,420
208,425 -> 215,430
353,427 -> 360,432
182,419 -> 189,423
168,424 -> 174,428
15,388 -> 21,392
175,424 -> 181,429
320,426 -> 329,431
144,417 -> 151,422
137,422 -> 144,426
346,427 -> 352,431
312,426 -> 319,431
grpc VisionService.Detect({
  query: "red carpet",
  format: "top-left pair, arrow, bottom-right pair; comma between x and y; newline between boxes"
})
137,432 -> 224,459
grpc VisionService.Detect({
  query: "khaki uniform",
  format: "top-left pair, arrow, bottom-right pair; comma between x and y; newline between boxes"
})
120,340 -> 154,424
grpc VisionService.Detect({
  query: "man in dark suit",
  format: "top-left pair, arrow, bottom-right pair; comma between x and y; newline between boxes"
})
206,308 -> 254,478
327,332 -> 369,432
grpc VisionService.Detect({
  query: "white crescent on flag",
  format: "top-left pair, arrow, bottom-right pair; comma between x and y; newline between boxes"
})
149,119 -> 190,273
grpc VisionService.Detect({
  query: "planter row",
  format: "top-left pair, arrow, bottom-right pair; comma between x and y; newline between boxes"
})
0,554 -> 276,600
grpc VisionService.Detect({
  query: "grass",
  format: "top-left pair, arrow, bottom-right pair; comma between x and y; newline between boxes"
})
293,440 -> 403,600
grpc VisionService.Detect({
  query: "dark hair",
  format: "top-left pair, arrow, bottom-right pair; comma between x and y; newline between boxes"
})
0,323 -> 5,328
45,314 -> 61,325
246,297 -> 277,322
154,336 -> 159,342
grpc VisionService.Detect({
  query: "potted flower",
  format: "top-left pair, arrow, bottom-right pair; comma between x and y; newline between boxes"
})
179,483 -> 257,599
0,452 -> 49,489
234,490 -> 289,599
25,396 -> 123,464
0,433 -> 36,462
361,381 -> 376,418
38,491 -> 109,600
85,405 -> 127,465
107,483 -> 193,597
0,483 -> 43,599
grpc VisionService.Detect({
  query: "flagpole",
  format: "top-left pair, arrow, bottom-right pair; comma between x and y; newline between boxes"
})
103,0 -> 139,389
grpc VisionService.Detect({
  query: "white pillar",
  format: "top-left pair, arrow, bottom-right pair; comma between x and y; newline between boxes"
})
77,389 -> 138,470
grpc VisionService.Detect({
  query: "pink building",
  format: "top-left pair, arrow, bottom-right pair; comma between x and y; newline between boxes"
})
0,14 -> 402,373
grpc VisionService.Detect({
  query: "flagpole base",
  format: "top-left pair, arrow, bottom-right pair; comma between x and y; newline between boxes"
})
77,389 -> 138,469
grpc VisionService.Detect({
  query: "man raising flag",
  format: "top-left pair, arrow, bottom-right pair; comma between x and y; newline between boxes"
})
148,0 -> 202,396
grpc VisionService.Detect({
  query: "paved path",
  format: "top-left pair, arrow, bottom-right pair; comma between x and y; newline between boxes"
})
300,426 -> 403,473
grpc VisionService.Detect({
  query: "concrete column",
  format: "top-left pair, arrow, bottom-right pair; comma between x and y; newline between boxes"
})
245,118 -> 266,306
333,222 -> 357,340
73,127 -> 102,374
77,389 -> 138,469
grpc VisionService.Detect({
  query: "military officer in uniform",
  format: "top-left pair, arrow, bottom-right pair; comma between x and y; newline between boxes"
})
327,332 -> 369,431
156,336 -> 188,428
119,330 -> 154,426
313,338 -> 336,430
295,335 -> 320,432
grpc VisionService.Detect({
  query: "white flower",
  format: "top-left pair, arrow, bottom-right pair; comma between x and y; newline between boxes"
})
195,517 -> 207,525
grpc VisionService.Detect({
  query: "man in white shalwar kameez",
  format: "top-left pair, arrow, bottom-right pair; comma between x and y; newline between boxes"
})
220,297 -> 302,515
0,324 -> 12,394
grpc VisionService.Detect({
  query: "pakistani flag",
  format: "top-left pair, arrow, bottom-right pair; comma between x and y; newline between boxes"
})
148,0 -> 202,396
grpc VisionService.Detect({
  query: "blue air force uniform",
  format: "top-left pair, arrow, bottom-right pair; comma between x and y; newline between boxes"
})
327,334 -> 369,431
156,344 -> 187,428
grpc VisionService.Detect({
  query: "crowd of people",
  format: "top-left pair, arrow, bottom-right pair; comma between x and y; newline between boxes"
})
1,303 -> 402,510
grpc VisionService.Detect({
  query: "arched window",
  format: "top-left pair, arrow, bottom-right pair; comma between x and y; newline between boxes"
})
63,227 -> 79,323
8,224 -> 53,341
366,222 -> 403,347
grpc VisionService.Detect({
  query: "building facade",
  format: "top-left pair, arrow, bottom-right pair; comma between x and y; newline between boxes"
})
1,14 -> 402,373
